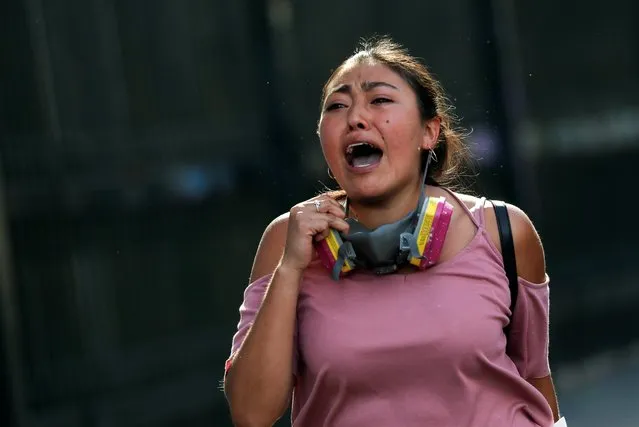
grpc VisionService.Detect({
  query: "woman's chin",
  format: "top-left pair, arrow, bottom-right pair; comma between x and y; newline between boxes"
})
343,184 -> 390,205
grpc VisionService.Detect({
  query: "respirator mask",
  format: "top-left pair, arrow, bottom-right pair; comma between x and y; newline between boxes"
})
315,151 -> 453,280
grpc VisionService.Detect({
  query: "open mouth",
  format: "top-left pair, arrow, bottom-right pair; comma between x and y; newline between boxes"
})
345,142 -> 383,168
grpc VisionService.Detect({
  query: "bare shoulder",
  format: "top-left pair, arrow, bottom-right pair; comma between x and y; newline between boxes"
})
449,192 -> 483,211
499,202 -> 546,284
249,212 -> 290,282
451,192 -> 547,284
248,191 -> 341,282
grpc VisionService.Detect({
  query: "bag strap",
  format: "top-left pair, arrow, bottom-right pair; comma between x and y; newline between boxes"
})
492,200 -> 518,337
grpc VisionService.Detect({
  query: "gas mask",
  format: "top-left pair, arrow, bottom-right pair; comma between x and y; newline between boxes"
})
315,151 -> 453,280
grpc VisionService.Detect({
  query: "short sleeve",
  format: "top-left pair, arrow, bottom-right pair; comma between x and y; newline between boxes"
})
224,274 -> 298,374
506,275 -> 551,379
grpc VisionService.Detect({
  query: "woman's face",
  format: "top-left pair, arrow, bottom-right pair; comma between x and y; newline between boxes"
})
318,61 -> 440,203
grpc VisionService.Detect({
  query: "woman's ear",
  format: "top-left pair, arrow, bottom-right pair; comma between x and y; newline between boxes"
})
421,117 -> 441,150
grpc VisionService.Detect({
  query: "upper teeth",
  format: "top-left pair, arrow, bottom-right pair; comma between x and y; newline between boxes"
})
346,142 -> 373,154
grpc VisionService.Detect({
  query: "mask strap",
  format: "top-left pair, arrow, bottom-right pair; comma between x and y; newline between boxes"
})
400,149 -> 435,261
423,149 -> 434,185
332,241 -> 356,281
411,149 -> 434,227
400,232 -> 422,259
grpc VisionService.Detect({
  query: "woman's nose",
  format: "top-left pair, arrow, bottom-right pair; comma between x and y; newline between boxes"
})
347,103 -> 371,131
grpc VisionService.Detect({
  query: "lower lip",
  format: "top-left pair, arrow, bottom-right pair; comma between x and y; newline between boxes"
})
345,157 -> 383,174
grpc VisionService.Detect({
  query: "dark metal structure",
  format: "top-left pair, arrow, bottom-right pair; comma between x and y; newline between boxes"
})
1,0 -> 638,425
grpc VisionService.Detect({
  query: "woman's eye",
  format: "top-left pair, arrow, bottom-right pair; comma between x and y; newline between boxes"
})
372,97 -> 392,105
325,103 -> 346,111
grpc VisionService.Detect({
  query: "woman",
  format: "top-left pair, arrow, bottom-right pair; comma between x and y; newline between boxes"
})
224,37 -> 563,427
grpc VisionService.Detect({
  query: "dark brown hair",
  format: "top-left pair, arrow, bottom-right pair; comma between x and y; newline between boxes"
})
320,36 -> 472,192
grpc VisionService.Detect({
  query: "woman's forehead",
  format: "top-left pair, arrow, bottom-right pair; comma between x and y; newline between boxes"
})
327,62 -> 405,92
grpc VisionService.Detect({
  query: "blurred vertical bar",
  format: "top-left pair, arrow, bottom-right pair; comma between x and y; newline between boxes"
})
0,0 -> 70,424
247,0 -> 304,205
474,0 -> 541,212
23,0 -> 62,141
22,0 -> 64,218
0,158 -> 26,427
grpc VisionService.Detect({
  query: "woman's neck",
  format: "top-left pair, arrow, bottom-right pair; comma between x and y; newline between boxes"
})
348,182 -> 439,229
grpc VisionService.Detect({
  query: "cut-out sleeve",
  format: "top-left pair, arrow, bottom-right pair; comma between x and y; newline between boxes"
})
507,275 -> 551,379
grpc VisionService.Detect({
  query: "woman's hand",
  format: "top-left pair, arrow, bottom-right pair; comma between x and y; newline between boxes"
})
280,196 -> 349,273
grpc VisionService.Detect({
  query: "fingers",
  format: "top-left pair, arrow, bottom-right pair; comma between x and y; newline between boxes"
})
313,215 -> 349,242
307,196 -> 345,219
282,195 -> 348,272
289,196 -> 349,244
303,215 -> 345,238
327,215 -> 349,233
314,229 -> 330,242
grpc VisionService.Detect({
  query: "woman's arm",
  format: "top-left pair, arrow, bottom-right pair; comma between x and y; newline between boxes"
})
528,375 -> 560,422
224,215 -> 300,427
224,196 -> 349,427
506,204 -> 560,422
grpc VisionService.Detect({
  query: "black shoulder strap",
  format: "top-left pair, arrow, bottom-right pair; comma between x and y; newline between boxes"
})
492,200 -> 518,337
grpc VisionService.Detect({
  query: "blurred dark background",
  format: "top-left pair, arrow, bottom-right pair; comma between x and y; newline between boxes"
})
1,0 -> 638,426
